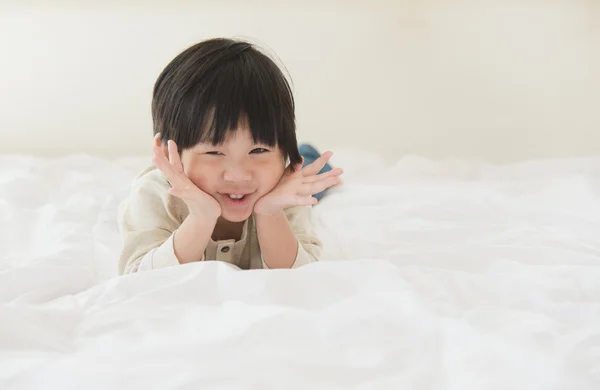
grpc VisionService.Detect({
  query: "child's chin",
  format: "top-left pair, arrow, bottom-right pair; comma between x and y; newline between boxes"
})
220,209 -> 253,223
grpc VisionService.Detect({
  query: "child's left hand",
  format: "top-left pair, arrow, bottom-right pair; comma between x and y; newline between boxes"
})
254,151 -> 343,215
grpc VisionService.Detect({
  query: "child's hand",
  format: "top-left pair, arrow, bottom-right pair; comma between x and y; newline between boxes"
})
152,136 -> 221,220
253,151 -> 343,215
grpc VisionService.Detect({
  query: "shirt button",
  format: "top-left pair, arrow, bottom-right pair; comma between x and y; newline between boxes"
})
220,246 -> 230,253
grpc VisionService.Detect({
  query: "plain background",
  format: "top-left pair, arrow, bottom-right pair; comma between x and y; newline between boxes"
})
1,0 -> 598,162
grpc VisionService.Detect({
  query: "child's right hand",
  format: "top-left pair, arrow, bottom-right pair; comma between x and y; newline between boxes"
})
152,136 -> 222,220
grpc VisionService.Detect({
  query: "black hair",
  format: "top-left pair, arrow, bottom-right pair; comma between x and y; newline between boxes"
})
151,37 -> 301,167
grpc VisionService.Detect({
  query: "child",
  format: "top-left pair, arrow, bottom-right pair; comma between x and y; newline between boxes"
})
117,38 -> 343,274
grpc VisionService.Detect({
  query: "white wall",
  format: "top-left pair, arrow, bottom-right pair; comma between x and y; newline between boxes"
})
0,0 -> 598,162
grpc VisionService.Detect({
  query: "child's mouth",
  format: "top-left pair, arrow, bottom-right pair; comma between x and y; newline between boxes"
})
220,192 -> 253,207
228,194 -> 246,200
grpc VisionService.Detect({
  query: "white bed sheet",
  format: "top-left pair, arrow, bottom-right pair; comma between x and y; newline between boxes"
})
1,151 -> 599,389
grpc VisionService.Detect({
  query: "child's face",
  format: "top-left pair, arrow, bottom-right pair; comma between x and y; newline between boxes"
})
180,127 -> 286,222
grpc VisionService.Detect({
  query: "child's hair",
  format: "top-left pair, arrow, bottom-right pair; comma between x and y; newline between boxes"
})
151,37 -> 302,167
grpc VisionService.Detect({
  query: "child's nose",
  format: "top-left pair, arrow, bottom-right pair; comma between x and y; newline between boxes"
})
222,163 -> 252,182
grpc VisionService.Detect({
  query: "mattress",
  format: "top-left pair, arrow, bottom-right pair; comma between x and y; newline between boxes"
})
1,150 -> 599,389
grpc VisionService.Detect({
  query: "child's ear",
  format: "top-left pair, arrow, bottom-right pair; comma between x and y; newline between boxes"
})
153,133 -> 170,159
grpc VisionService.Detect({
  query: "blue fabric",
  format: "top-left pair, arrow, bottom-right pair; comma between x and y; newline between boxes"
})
298,144 -> 333,201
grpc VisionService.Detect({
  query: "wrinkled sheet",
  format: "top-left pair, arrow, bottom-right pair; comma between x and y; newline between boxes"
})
1,151 -> 599,389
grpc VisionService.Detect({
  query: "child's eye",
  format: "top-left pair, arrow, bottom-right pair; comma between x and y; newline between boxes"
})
250,148 -> 269,154
206,151 -> 224,156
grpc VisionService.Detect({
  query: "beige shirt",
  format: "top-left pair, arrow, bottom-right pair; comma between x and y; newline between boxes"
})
117,166 -> 321,274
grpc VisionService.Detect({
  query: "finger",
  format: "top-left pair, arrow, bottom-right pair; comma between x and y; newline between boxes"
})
300,151 -> 333,176
152,136 -> 163,158
294,196 -> 319,207
153,133 -> 163,152
302,167 -> 343,183
168,140 -> 184,173
153,158 -> 178,186
283,161 -> 303,176
302,176 -> 341,196
168,185 -> 195,198
152,142 -> 171,172
168,182 -> 197,200
152,133 -> 166,161
152,143 -> 181,184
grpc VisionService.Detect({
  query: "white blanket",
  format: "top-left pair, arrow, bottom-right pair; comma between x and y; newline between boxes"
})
1,151 -> 599,389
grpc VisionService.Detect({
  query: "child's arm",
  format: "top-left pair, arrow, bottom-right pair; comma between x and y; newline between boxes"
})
255,210 -> 301,269
253,151 -> 342,269
118,183 -> 218,273
152,139 -> 222,265
172,213 -> 217,264
255,206 -> 321,269
118,139 -> 221,274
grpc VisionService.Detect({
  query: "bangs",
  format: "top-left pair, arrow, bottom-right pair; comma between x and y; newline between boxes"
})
198,53 -> 294,148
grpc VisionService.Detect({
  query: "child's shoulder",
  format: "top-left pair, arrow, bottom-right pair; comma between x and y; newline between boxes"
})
119,166 -> 186,221
122,166 -> 172,202
130,166 -> 169,190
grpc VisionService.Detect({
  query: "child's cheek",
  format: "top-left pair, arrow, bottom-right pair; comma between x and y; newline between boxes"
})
185,164 -> 217,194
259,165 -> 285,193
265,175 -> 282,193
189,174 -> 210,193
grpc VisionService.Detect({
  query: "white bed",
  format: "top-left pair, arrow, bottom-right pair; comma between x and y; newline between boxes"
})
1,150 -> 599,389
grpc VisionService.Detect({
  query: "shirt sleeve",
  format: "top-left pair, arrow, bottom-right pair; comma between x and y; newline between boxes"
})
261,205 -> 322,269
117,176 -> 187,274
135,234 -> 180,272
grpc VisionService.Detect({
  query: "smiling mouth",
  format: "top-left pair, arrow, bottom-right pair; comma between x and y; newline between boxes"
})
219,192 -> 255,202
227,193 -> 246,200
